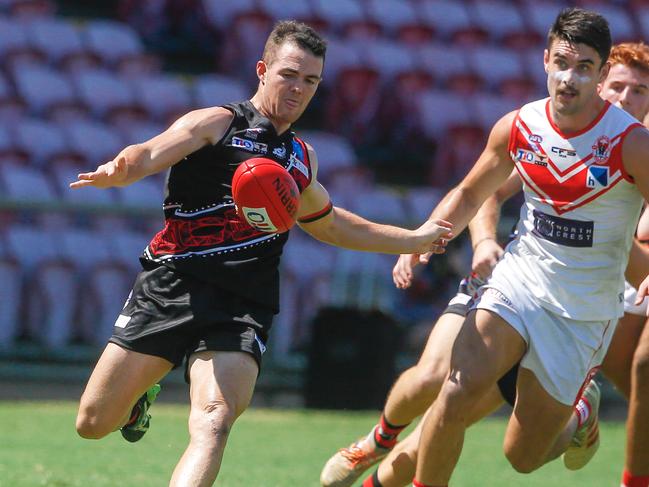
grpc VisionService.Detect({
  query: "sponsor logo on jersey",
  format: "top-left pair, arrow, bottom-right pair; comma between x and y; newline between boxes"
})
586,166 -> 609,188
592,135 -> 611,164
241,206 -> 277,232
273,145 -> 287,159
287,153 -> 309,178
529,134 -> 543,143
551,146 -> 577,158
532,209 -> 593,247
231,136 -> 268,154
516,148 -> 548,167
244,128 -> 264,140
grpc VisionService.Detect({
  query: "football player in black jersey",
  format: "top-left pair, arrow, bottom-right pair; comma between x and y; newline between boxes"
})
70,20 -> 452,486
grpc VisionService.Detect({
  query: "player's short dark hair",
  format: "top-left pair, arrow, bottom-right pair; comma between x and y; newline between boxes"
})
262,20 -> 327,66
548,7 -> 611,66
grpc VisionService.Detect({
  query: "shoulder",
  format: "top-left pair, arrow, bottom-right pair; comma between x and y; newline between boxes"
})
487,110 -> 519,147
622,124 -> 649,178
170,107 -> 235,144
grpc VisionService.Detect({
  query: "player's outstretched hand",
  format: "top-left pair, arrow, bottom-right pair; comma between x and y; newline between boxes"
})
635,274 -> 649,309
69,156 -> 128,189
411,218 -> 454,255
472,238 -> 504,280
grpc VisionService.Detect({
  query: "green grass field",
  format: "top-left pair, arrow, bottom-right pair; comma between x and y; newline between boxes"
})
0,401 -> 625,486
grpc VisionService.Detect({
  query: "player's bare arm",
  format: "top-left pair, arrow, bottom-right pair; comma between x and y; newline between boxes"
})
70,107 -> 234,189
393,111 -> 517,289
469,170 -> 522,278
622,126 -> 649,302
297,145 -> 453,255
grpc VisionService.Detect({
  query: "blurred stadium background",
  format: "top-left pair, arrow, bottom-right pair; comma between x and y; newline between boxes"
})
0,0 -> 638,412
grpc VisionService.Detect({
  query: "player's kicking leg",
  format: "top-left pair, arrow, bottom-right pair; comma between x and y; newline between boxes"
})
76,343 -> 172,440
320,311 -> 465,487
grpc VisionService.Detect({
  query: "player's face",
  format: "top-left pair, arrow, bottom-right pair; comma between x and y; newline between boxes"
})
257,42 -> 323,127
544,40 -> 608,116
599,63 -> 649,122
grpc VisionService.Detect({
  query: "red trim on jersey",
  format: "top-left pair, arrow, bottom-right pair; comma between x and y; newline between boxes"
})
517,117 -> 595,176
508,109 -> 521,155
617,122 -> 645,182
545,99 -> 610,139
297,201 -> 333,223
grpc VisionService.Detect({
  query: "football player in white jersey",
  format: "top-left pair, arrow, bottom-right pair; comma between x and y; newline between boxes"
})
394,8 -> 649,487
322,40 -> 649,487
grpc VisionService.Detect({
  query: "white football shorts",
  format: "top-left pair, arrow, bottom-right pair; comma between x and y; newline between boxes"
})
473,254 -> 617,405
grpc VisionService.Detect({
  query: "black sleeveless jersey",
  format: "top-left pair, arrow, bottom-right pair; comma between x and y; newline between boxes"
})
142,100 -> 314,312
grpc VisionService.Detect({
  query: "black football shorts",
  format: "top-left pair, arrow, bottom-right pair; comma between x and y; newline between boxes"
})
109,262 -> 274,378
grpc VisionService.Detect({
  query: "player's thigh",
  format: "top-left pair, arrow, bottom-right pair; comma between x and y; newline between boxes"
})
504,367 -> 573,468
633,316 -> 649,371
79,343 -> 173,422
416,312 -> 464,378
446,309 -> 526,396
187,350 -> 259,421
601,312 -> 645,398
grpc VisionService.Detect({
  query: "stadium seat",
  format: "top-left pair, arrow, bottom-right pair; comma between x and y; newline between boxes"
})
345,186 -> 407,225
128,73 -> 191,123
115,120 -> 165,146
59,227 -> 131,345
416,89 -> 474,137
317,37 -> 364,87
360,38 -> 418,81
591,4 -> 636,41
0,124 -> 28,167
25,17 -> 97,70
0,15 -> 44,69
521,0 -> 568,39
71,68 -> 143,121
470,1 -> 527,42
62,119 -> 125,165
201,0 -> 258,30
12,117 -> 70,167
471,93 -> 519,132
467,46 -> 525,90
298,130 -> 357,174
0,162 -> 59,202
5,223 -> 77,348
108,229 -> 151,273
83,19 -> 149,69
192,74 -> 250,108
417,43 -> 471,85
311,0 -> 381,39
258,0 -> 315,23
364,0 -> 420,37
12,64 -> 83,117
114,178 -> 163,210
419,0 -> 473,39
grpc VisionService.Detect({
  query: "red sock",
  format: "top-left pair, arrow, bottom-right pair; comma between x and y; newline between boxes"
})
362,471 -> 382,487
373,413 -> 409,449
622,470 -> 649,487
413,479 -> 445,487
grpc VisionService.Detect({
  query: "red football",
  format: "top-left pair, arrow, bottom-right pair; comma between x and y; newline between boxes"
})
232,157 -> 300,233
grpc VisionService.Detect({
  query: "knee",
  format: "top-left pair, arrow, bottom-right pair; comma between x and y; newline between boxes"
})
190,399 -> 239,441
434,382 -> 476,424
504,448 -> 542,474
76,408 -> 110,439
410,364 -> 446,400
